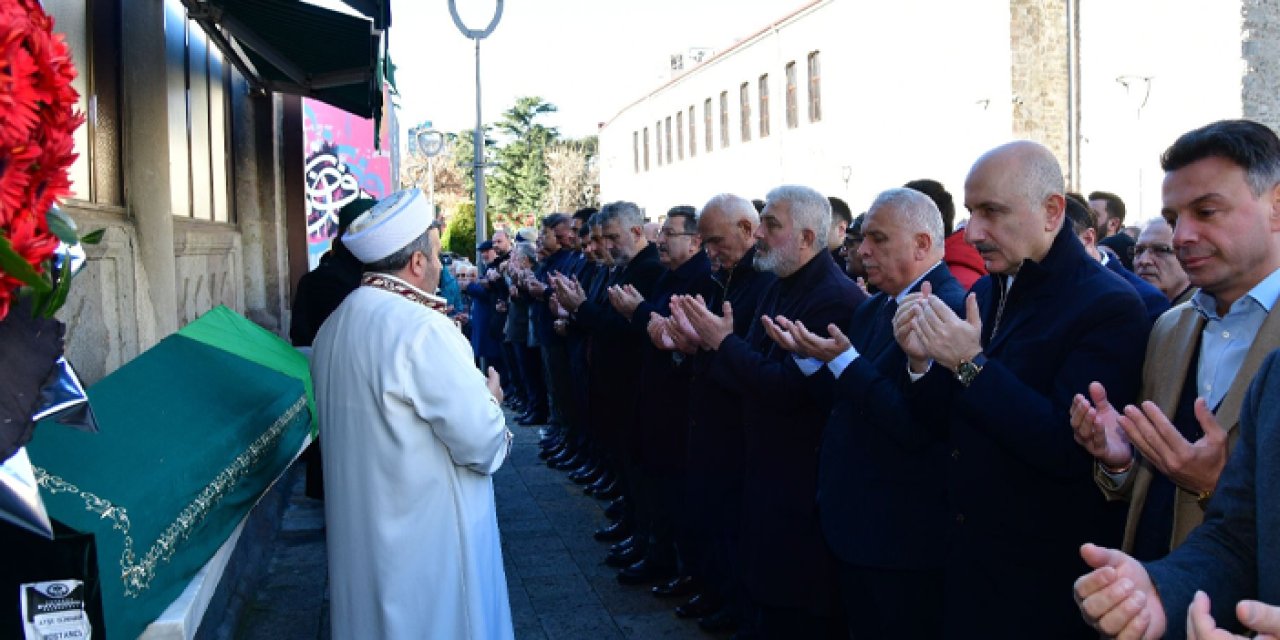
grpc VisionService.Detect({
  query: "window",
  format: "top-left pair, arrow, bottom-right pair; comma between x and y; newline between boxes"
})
676,112 -> 684,161
644,127 -> 650,171
704,98 -> 713,152
785,61 -> 798,129
655,119 -> 663,166
665,116 -> 673,164
719,91 -> 730,148
688,106 -> 697,157
759,74 -> 770,138
739,82 -> 751,142
45,0 -> 124,206
633,131 -> 639,173
807,51 -> 822,123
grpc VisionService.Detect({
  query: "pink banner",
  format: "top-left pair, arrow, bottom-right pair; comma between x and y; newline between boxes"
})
302,99 -> 392,269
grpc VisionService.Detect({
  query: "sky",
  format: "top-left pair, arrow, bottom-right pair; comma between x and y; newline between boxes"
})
386,0 -> 809,141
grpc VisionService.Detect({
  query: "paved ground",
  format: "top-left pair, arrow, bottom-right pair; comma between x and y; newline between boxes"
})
233,413 -> 709,639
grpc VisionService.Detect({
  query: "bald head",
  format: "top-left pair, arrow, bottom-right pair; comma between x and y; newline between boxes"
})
698,193 -> 759,270
962,140 -> 1067,275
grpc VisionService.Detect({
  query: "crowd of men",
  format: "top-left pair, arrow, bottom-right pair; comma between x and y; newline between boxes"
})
300,118 -> 1280,639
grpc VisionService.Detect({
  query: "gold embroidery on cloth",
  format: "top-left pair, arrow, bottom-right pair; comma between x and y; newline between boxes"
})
35,394 -> 308,596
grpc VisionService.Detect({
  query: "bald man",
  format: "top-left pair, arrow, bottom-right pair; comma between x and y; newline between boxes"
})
894,140 -> 1149,637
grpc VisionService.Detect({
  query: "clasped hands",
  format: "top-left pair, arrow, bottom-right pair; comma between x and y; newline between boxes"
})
1074,543 -> 1280,639
607,284 -> 645,320
891,280 -> 984,373
548,272 -> 587,312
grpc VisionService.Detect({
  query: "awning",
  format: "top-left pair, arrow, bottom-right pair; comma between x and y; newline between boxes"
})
183,0 -> 390,119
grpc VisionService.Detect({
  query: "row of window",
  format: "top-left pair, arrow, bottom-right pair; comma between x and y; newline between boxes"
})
633,51 -> 821,173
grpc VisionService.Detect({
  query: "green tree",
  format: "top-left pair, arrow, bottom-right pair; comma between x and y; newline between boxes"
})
442,201 -> 493,257
543,135 -> 599,211
489,97 -> 559,219
452,127 -> 496,198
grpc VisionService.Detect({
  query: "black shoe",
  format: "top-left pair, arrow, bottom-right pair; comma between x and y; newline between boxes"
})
652,575 -> 699,599
595,478 -> 623,500
609,535 -> 636,554
584,472 -> 613,496
603,496 -> 626,520
538,439 -> 565,458
547,446 -> 577,468
698,606 -> 739,633
617,558 -> 676,586
675,593 -> 722,619
552,452 -> 583,471
517,413 -> 548,426
605,543 -> 642,568
594,519 -> 630,542
568,462 -> 599,483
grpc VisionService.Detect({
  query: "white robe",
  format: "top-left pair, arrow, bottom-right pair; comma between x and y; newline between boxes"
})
312,283 -> 515,639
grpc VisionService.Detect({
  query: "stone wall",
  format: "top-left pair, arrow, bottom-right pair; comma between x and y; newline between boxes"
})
1243,0 -> 1280,131
1009,0 -> 1071,173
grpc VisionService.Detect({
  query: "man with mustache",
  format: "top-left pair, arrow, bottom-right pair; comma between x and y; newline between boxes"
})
1072,119 -> 1280,637
893,140 -> 1149,637
1131,217 -> 1196,305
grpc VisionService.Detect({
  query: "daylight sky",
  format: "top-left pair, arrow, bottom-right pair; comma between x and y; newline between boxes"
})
386,0 -> 808,140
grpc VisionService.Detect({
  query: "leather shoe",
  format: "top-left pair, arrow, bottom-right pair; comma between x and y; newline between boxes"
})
593,519 -> 630,542
569,462 -> 600,484
605,544 -> 642,568
584,472 -> 613,496
652,575 -> 699,598
603,496 -> 626,520
675,593 -> 722,619
617,558 -> 676,586
609,535 -> 636,554
517,413 -> 548,426
552,452 -> 583,471
697,607 -> 739,633
595,479 -> 623,500
538,441 -> 565,460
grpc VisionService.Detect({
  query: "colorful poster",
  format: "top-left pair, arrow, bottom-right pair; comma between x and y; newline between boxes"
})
302,98 -> 393,269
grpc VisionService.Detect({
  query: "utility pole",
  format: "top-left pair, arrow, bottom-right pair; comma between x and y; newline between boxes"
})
448,0 -> 504,264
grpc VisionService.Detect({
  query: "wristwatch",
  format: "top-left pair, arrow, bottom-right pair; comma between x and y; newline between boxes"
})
955,352 -> 987,387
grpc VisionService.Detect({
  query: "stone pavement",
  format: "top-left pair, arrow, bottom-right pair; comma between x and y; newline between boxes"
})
231,412 -> 712,639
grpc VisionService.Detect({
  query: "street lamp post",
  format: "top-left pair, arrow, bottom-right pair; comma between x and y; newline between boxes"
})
447,0 -> 503,262
414,127 -> 445,218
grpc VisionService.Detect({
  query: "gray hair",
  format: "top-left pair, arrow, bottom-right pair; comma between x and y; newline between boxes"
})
867,188 -> 946,247
513,241 -> 536,262
765,185 -> 831,240
597,201 -> 645,231
364,229 -> 433,273
702,193 -> 760,226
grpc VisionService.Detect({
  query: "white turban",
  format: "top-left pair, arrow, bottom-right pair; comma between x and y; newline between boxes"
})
343,189 -> 432,264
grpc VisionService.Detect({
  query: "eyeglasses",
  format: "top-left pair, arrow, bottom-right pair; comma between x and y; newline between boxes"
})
1129,243 -> 1175,258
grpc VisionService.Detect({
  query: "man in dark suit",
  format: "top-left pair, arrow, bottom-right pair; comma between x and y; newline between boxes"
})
1063,194 -> 1171,324
673,185 -> 866,638
763,187 -> 964,639
1092,190 -> 1137,270
1074,348 -> 1280,638
894,140 -> 1150,638
553,201 -> 666,542
646,194 -> 775,631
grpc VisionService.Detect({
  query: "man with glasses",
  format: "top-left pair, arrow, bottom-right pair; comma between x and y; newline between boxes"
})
1131,218 -> 1196,305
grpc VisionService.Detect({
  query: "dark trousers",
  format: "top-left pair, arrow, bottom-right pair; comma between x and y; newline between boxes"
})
502,340 -> 526,404
541,341 -> 574,430
519,343 -> 547,417
747,602 -> 844,640
837,562 -> 944,640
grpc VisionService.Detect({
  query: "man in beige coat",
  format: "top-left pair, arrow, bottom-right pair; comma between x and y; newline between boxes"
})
1071,119 -> 1280,561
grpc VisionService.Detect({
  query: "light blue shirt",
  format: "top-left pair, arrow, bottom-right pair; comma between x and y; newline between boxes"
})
794,262 -> 942,378
1191,266 -> 1280,409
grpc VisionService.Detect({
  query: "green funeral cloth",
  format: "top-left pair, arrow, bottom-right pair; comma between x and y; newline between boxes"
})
26,334 -> 311,639
178,305 -> 318,436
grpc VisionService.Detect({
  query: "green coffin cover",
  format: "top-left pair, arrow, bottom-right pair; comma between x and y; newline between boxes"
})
26,334 -> 311,639
178,305 -> 318,436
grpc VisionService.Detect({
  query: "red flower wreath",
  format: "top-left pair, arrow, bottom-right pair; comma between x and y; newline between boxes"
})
0,0 -> 84,321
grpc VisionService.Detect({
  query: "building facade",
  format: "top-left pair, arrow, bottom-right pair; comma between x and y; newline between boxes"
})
600,0 -> 1280,223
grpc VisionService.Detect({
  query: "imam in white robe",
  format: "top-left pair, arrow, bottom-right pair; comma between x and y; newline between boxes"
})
312,283 -> 514,639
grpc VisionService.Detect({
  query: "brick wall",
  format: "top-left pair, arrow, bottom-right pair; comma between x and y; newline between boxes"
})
1009,0 -> 1070,171
1243,0 -> 1280,131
